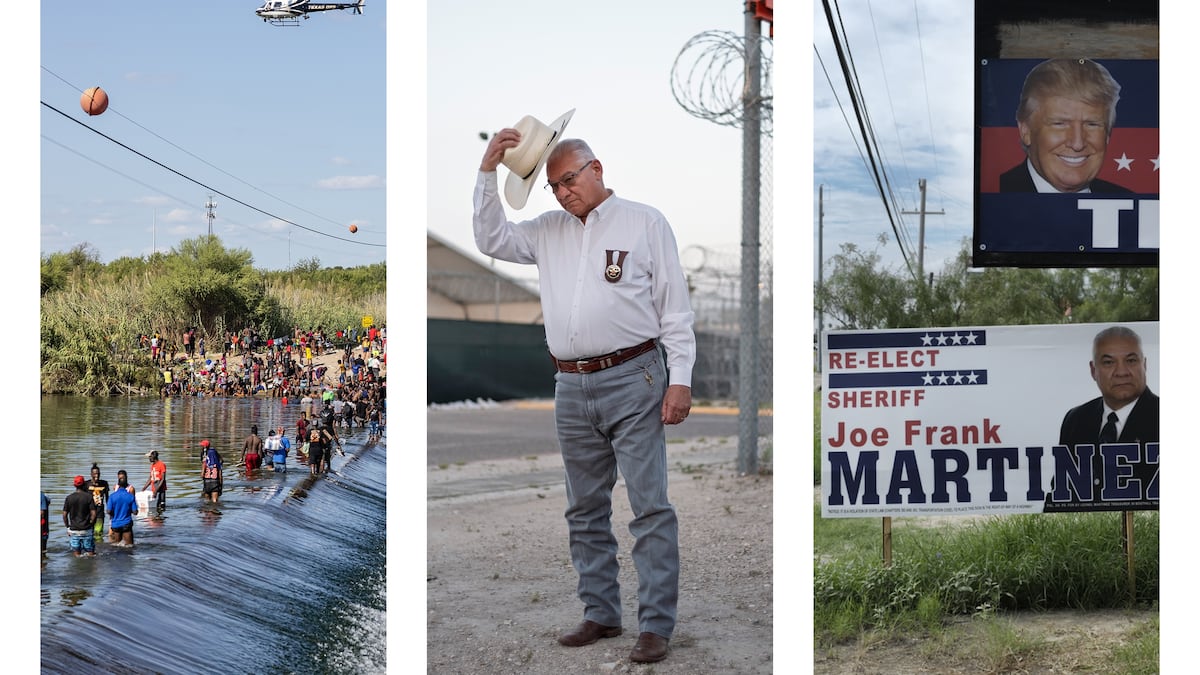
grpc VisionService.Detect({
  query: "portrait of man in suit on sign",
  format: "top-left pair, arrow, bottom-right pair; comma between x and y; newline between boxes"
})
1046,325 -> 1158,511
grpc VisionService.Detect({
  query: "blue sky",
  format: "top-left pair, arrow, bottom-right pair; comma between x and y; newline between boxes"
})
39,1 -> 386,271
812,1 -> 974,278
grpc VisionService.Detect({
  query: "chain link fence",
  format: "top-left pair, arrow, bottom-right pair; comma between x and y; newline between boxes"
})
684,137 -> 772,406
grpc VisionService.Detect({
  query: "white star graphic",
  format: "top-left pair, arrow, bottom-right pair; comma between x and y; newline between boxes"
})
922,372 -> 934,385
1113,153 -> 1134,171
966,372 -> 979,384
952,372 -> 964,384
936,333 -> 948,346
964,332 -> 979,345
1151,156 -> 1160,172
921,333 -> 933,346
937,373 -> 949,385
950,333 -> 963,345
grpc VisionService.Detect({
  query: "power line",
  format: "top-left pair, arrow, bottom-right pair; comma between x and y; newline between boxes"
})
832,0 -> 914,265
814,45 -> 871,177
42,133 -> 323,253
41,100 -> 382,248
41,66 -> 354,231
913,0 -> 943,211
866,0 -> 915,196
864,0 -> 919,260
820,0 -> 915,278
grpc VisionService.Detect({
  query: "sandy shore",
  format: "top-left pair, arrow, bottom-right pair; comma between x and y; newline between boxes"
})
427,435 -> 774,674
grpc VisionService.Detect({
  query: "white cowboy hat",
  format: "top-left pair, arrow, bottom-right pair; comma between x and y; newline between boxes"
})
501,109 -> 575,209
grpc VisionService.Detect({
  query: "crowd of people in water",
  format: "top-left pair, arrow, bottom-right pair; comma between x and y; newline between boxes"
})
44,325 -> 386,557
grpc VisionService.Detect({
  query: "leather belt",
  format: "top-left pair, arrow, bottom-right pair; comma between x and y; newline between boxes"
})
551,338 -> 658,374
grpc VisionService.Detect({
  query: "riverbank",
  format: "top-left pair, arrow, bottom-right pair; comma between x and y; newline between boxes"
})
155,342 -> 384,397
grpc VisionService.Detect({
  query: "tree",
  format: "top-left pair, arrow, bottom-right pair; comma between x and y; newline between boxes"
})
816,237 -> 1158,331
1070,267 -> 1158,323
292,257 -> 322,275
146,236 -> 265,334
816,238 -> 917,330
40,243 -> 102,295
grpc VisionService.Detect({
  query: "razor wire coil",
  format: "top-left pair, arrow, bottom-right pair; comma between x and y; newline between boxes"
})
670,30 -> 773,137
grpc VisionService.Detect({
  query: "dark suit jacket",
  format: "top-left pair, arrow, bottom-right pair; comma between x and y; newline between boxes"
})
999,161 -> 1132,194
1046,390 -> 1159,509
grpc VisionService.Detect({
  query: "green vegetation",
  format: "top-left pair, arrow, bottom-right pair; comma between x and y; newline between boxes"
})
815,507 -> 1158,643
40,237 -> 385,396
816,237 -> 1158,330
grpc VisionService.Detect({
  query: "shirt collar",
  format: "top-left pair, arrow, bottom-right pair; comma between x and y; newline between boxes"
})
1028,160 -> 1092,194
575,189 -> 616,225
1103,396 -> 1140,436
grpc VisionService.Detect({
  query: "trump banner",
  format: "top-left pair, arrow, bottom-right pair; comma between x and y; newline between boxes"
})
820,322 -> 1159,518
973,0 -> 1159,268
974,58 -> 1159,267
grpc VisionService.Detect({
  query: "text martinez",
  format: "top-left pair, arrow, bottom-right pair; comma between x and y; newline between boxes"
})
826,418 -> 1159,506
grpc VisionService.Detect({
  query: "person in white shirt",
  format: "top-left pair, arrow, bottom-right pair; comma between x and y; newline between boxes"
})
473,126 -> 695,664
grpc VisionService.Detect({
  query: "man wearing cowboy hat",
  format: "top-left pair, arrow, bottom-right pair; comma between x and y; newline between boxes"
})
474,113 -> 695,664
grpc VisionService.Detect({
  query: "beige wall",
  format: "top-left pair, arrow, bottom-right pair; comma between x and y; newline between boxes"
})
427,289 -> 542,323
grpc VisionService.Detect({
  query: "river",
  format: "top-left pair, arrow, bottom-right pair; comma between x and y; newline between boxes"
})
39,395 -> 387,674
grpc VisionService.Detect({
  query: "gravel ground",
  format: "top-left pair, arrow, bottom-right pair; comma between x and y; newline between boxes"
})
427,436 -> 773,674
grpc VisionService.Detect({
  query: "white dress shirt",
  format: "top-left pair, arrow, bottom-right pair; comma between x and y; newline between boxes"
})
473,170 -> 696,387
1102,396 -> 1140,440
1026,160 -> 1093,194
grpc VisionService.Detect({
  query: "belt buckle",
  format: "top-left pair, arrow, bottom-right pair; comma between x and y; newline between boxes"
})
575,359 -> 589,371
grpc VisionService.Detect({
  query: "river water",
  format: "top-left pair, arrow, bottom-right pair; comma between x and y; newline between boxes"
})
39,395 -> 387,674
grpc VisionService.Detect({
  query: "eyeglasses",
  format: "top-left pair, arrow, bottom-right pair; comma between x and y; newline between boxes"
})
545,159 -> 594,193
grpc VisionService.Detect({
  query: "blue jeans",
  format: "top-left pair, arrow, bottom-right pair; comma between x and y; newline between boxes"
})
553,347 -> 678,639
69,529 -> 96,554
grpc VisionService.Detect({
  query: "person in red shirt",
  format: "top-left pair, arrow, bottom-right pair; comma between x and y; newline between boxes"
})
142,451 -> 168,511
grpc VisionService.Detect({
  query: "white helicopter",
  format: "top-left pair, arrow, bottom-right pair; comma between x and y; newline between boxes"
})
255,0 -> 364,26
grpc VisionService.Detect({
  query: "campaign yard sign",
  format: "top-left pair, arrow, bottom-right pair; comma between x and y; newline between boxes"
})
820,322 -> 1159,518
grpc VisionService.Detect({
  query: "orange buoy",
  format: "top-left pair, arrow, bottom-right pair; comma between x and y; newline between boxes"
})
81,87 -> 109,116
349,224 -> 358,233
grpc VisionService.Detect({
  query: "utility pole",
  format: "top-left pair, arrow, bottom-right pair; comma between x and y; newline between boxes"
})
737,1 -> 764,476
901,178 -> 944,281
817,184 -> 824,374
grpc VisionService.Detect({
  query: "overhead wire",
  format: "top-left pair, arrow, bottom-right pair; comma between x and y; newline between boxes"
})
820,0 -> 916,278
42,100 -> 381,248
813,44 -> 872,176
831,1 -> 914,266
41,66 -> 357,232
913,0 -> 946,214
865,0 -> 918,259
866,0 -> 915,197
847,3 -> 916,263
41,133 -> 309,252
